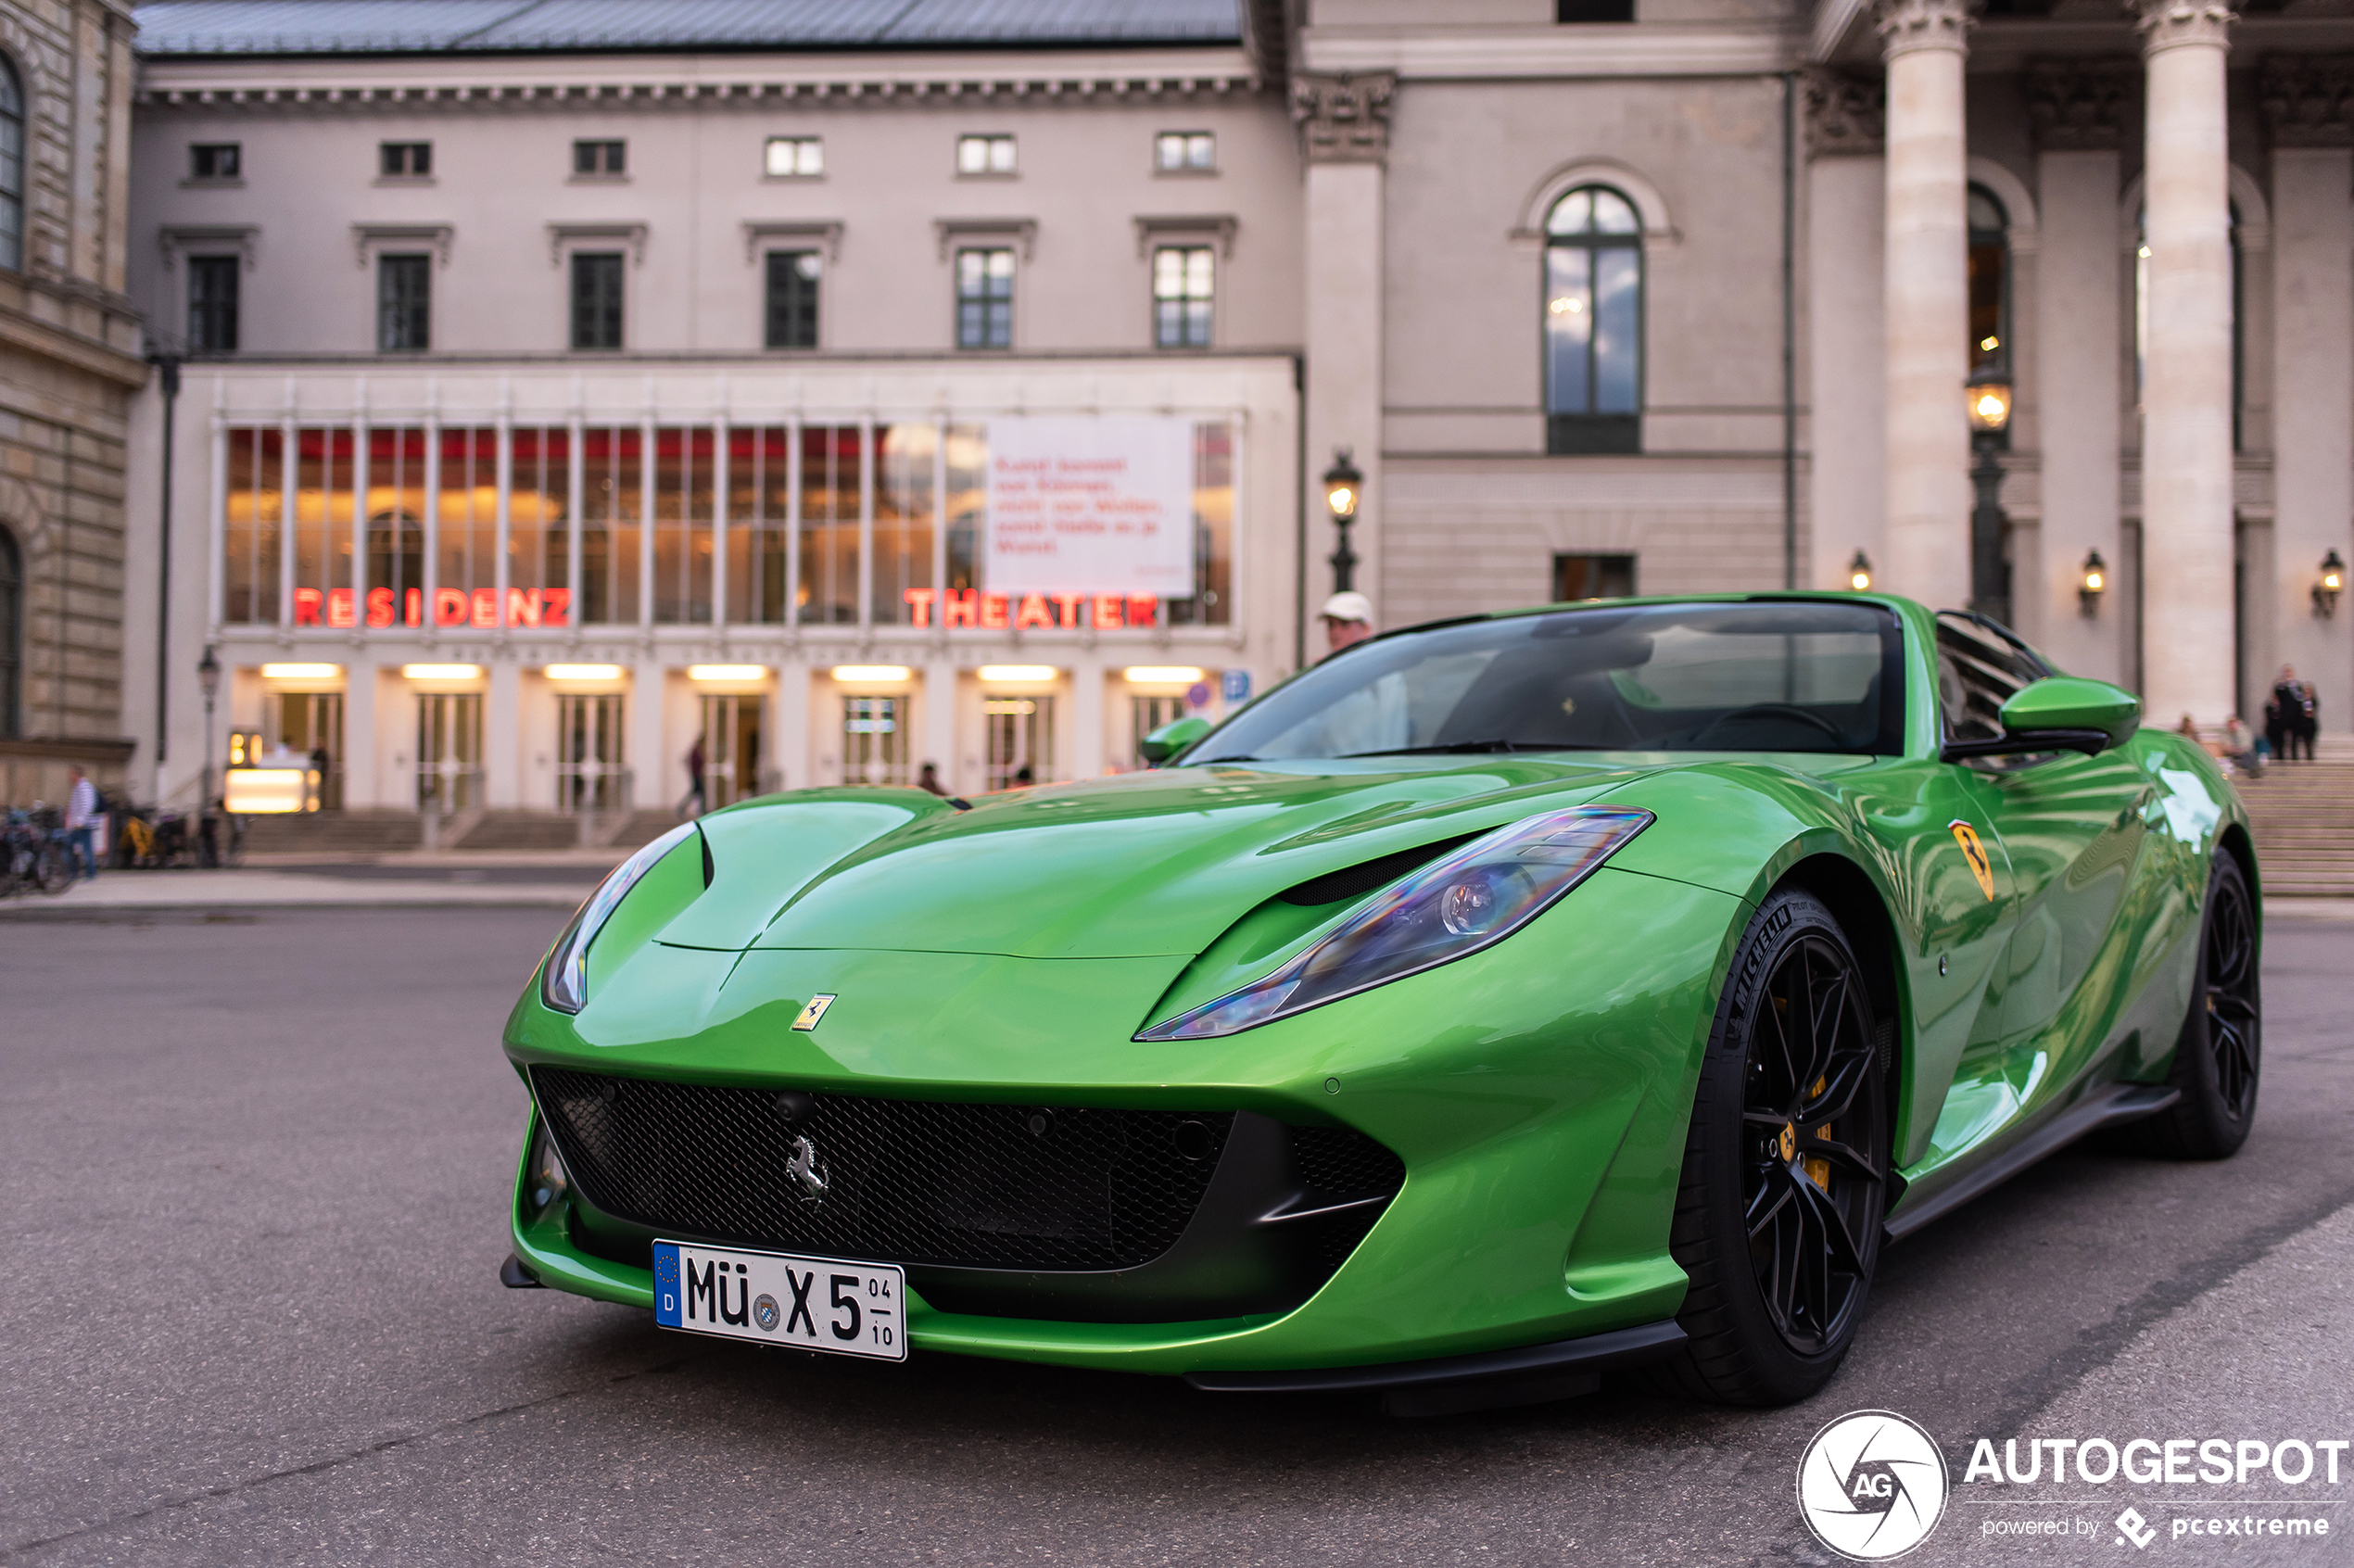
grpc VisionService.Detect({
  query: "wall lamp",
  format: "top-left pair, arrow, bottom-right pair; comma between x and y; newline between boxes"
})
2317,550 -> 2346,619
1847,550 -> 1872,593
2079,550 -> 2107,615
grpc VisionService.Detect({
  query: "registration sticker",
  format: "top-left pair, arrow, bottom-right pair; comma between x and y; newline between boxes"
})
652,1240 -> 906,1361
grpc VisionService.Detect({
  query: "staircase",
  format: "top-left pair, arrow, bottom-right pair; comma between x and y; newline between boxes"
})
453,811 -> 586,852
604,809 -> 685,850
2237,758 -> 2354,897
240,810 -> 424,856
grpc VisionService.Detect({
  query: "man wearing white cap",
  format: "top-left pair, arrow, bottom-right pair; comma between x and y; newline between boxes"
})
1320,590 -> 1373,657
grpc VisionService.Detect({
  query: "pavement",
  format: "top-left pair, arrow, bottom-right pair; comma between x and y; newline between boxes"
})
0,851 -> 615,913
1,904 -> 2349,1566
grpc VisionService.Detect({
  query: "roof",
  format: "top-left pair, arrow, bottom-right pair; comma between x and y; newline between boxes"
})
131,0 -> 1247,57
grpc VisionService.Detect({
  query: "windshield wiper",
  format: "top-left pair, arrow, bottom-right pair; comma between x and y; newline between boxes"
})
1338,739 -> 1529,758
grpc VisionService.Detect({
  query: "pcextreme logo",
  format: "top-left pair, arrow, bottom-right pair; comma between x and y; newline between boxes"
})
1797,1410 -> 1952,1561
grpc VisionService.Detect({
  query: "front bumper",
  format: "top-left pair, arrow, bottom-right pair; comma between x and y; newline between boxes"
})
503,866 -> 1741,1376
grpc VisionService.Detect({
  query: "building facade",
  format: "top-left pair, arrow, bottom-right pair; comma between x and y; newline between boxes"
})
0,0 -> 143,807
120,0 -> 2354,820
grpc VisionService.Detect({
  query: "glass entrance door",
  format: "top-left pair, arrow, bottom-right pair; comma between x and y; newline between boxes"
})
416,693 -> 483,815
842,695 -> 907,786
556,694 -> 626,813
700,693 -> 766,807
985,695 -> 1055,790
1130,694 -> 1184,769
269,691 -> 344,809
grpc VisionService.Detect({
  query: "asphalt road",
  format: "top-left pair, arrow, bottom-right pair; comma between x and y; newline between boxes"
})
3,904 -> 2349,1567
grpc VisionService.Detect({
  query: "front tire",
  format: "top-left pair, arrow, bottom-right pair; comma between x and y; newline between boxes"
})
2121,852 -> 2259,1160
1653,889 -> 1889,1405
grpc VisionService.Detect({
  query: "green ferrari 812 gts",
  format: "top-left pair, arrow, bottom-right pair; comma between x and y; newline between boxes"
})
500,594 -> 2258,1411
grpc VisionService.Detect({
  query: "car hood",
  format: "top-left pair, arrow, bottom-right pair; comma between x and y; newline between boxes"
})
664,756 -> 1706,961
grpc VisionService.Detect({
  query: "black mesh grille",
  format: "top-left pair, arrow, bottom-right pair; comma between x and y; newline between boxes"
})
1294,1124 -> 1408,1204
532,1068 -> 1234,1271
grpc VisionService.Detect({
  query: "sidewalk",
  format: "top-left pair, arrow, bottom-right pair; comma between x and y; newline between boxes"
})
0,861 -> 601,915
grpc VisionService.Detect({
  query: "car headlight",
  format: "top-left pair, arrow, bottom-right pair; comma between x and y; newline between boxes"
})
541,821 -> 700,1015
1135,805 -> 1652,1042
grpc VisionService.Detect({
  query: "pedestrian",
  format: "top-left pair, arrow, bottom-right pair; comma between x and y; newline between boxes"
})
62,765 -> 100,883
1013,764 -> 1034,788
2224,714 -> 2263,779
308,742 -> 331,810
2175,713 -> 2200,741
2272,666 -> 2306,762
2295,677 -> 2321,761
916,762 -> 947,796
1319,590 -> 1374,658
678,733 -> 707,817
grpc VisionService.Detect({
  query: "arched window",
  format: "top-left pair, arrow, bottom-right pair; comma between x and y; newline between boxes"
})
1967,184 -> 2008,383
0,525 -> 20,738
1544,185 -> 1642,454
0,57 -> 21,273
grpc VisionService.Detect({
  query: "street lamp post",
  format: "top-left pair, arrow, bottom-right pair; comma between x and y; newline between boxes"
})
197,644 -> 221,816
1966,380 -> 2013,625
1323,449 -> 1363,594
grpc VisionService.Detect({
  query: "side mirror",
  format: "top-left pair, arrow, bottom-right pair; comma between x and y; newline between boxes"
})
1944,677 -> 2141,762
1139,715 -> 1211,766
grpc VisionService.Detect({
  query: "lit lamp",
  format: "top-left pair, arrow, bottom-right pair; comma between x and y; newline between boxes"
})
2317,550 -> 2346,619
2079,550 -> 2107,615
197,644 -> 221,815
1323,447 -> 1363,594
1847,551 -> 1872,593
1967,378 -> 2013,625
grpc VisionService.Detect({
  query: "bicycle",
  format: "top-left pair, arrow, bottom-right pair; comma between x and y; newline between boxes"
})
1,807 -> 72,896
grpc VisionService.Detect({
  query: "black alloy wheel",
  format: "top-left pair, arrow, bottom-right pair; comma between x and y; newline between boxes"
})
2124,852 -> 2260,1160
1654,888 -> 1890,1405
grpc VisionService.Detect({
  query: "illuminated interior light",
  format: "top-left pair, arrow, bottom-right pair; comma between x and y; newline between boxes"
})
401,664 -> 482,681
978,664 -> 1057,683
544,664 -> 624,682
1124,666 -> 1205,685
831,665 -> 911,684
688,664 -> 768,683
259,663 -> 341,681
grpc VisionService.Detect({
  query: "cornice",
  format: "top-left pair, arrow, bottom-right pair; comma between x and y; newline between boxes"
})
1297,24 -> 1793,79
2259,55 -> 2354,149
132,47 -> 1263,113
0,305 -> 149,388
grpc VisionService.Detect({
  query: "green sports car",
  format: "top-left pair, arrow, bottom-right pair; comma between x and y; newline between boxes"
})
500,594 -> 2259,1410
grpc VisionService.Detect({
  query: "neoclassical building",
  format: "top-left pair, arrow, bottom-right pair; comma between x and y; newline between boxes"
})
0,0 -> 144,807
116,0 -> 2352,819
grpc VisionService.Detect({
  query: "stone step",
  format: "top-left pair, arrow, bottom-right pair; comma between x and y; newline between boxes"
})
240,810 -> 424,855
453,811 -> 584,852
606,809 -> 689,850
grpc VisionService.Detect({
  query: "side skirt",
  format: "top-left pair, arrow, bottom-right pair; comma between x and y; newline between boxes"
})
1186,1320 -> 1688,1419
1883,1082 -> 2181,1244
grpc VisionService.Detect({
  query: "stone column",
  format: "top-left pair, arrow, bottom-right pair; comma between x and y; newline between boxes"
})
1293,73 -> 1393,630
2133,0 -> 2236,729
2029,66 -> 2131,681
486,659 -> 520,809
1877,0 -> 1973,608
1803,70 -> 1889,594
2262,59 -> 2354,749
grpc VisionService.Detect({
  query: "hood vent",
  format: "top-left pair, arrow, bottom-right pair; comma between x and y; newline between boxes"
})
1275,834 -> 1481,908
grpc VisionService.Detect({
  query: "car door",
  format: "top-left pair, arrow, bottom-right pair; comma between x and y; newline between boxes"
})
1932,613 -> 2151,1144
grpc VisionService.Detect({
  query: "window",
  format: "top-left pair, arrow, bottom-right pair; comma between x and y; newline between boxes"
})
190,142 -> 241,180
379,141 -> 432,178
1934,612 -> 2047,745
187,255 -> 240,351
652,428 -> 715,625
0,525 -> 19,738
956,134 -> 1016,176
984,694 -> 1054,790
570,252 -> 624,350
224,428 -> 282,624
579,427 -> 641,623
956,247 -> 1013,349
1154,132 -> 1214,172
1967,184 -> 2008,382
765,136 -> 823,178
1553,552 -> 1636,601
377,253 -> 430,351
764,250 -> 820,349
1543,184 -> 1642,454
842,696 -> 909,786
573,139 -> 625,176
0,57 -> 21,272
1152,246 -> 1213,348
1557,0 -> 1636,17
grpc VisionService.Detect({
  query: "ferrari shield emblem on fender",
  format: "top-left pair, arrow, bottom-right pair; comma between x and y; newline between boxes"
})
1948,822 -> 1994,901
791,993 -> 837,1031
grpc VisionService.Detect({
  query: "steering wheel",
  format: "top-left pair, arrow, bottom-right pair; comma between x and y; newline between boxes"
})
1691,703 -> 1848,745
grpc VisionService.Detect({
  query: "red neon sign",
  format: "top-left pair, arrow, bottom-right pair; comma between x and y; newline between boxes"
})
903,589 -> 1158,630
296,587 -> 573,629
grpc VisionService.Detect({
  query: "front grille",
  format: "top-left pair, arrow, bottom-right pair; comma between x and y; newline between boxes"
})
533,1068 -> 1234,1271
1294,1124 -> 1408,1204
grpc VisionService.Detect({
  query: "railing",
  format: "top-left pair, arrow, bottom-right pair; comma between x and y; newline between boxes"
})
416,765 -> 487,817
556,765 -> 632,816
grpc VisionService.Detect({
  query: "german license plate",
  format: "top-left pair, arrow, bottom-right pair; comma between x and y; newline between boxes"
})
652,1240 -> 907,1361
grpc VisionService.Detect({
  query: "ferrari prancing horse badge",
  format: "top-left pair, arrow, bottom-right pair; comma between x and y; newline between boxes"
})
791,993 -> 837,1031
1948,821 -> 1994,901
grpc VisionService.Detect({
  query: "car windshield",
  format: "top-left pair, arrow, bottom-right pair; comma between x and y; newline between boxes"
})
1189,600 -> 1906,763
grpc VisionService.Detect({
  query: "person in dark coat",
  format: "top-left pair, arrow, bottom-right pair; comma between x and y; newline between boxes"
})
2271,667 -> 2303,761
